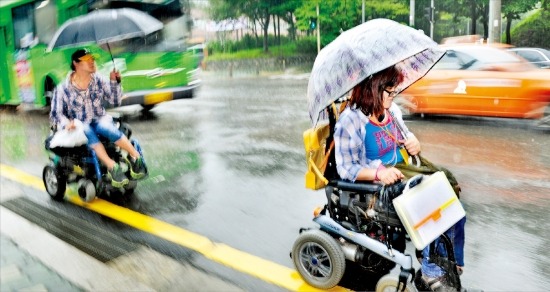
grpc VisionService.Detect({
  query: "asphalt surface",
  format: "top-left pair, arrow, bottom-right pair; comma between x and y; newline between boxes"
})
2,70 -> 549,291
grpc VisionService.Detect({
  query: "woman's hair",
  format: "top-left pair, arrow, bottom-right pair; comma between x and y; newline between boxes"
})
349,65 -> 404,116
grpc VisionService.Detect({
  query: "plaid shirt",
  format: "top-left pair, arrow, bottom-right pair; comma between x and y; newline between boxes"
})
50,72 -> 121,128
334,102 -> 413,182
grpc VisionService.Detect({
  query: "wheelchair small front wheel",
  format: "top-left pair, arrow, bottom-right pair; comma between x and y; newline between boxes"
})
43,165 -> 66,201
291,229 -> 346,289
376,274 -> 417,292
77,179 -> 96,202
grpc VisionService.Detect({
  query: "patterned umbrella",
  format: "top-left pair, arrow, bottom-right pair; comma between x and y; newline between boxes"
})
307,18 -> 446,125
47,8 -> 163,51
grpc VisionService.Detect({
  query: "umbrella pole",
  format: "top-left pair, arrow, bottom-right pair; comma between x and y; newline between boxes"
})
106,42 -> 121,83
389,110 -> 421,167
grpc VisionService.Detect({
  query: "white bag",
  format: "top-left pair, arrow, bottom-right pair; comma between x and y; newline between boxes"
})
393,171 -> 466,250
49,119 -> 88,148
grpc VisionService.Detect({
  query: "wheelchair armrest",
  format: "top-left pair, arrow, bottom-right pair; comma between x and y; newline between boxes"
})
330,180 -> 382,193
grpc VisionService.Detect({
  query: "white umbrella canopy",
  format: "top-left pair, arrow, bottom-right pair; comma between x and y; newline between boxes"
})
307,18 -> 446,125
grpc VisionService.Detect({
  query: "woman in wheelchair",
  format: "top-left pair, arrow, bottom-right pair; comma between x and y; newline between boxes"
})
50,48 -> 147,188
333,65 -> 466,291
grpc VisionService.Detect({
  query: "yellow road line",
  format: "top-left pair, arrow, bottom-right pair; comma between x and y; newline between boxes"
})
0,164 -> 348,292
1,164 -> 46,191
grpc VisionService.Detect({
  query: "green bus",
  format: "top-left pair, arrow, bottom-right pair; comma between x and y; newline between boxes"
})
0,0 -> 200,111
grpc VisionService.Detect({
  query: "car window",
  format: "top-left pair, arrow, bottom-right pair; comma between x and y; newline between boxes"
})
515,50 -> 546,62
455,46 -> 522,64
434,50 -> 476,70
436,46 -> 539,71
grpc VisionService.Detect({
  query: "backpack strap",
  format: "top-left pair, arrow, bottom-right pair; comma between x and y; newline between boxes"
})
321,101 -> 347,181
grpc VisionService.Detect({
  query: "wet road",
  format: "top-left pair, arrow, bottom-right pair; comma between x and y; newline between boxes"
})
1,71 -> 549,291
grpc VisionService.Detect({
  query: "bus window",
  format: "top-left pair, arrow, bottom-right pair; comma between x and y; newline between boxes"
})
35,0 -> 58,44
102,30 -> 185,54
12,3 -> 35,49
11,0 -> 57,47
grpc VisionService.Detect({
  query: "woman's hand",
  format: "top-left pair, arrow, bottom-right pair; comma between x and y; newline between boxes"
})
402,135 -> 421,156
377,167 -> 404,185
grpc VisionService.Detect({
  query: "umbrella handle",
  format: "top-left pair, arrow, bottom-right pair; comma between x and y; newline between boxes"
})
106,42 -> 121,84
399,146 -> 421,167
411,154 -> 421,167
389,111 -> 421,167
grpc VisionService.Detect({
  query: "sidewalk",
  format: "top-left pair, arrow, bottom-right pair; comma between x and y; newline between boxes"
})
0,234 -> 84,291
0,179 -> 243,292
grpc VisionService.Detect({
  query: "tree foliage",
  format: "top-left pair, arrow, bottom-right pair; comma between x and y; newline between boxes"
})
207,0 -> 547,55
510,8 -> 550,47
502,0 -> 539,44
208,0 -> 240,21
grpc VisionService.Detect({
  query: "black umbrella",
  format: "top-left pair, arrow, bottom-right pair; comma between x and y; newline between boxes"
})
47,8 -> 163,50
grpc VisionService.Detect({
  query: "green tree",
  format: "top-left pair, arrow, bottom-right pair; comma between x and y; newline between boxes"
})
464,0 -> 489,37
510,8 -> 550,48
424,0 -> 489,40
502,0 -> 539,44
295,0 -> 408,48
208,0 -> 240,21
243,0 -> 272,52
211,0 -> 298,53
270,0 -> 301,42
208,0 -> 240,53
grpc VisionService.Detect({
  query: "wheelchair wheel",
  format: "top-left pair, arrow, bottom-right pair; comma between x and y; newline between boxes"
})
292,229 -> 345,289
376,274 -> 416,292
43,165 -> 66,201
77,179 -> 96,202
125,180 -> 137,196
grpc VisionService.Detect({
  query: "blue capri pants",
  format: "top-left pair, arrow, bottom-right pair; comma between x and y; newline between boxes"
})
82,115 -> 123,146
421,216 -> 466,278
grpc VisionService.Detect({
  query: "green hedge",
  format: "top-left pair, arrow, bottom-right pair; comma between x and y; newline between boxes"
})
294,37 -> 317,55
511,9 -> 550,48
208,34 -> 298,55
205,34 -> 320,62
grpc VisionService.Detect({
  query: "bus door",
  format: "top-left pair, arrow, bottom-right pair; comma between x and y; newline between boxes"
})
0,26 -> 9,104
12,1 -> 38,104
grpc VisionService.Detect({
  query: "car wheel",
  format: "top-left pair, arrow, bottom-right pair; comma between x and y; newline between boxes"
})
292,229 -> 346,289
43,165 -> 66,201
376,274 -> 416,292
535,105 -> 550,128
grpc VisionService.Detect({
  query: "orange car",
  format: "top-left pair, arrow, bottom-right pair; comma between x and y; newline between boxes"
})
398,44 -> 550,120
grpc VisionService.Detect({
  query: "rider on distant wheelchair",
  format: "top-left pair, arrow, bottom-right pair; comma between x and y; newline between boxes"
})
50,48 -> 147,187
